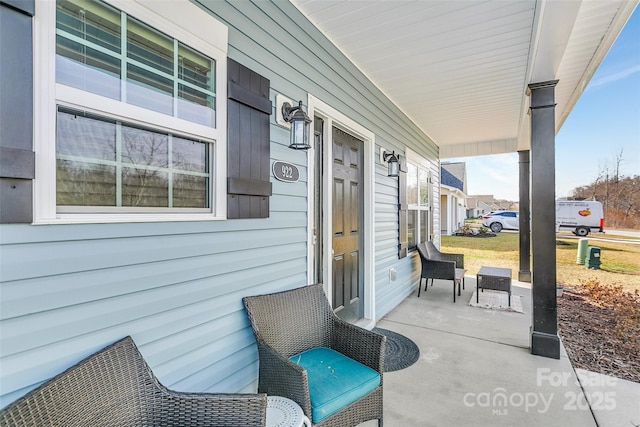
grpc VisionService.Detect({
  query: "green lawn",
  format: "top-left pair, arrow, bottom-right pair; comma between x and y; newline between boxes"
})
441,232 -> 640,293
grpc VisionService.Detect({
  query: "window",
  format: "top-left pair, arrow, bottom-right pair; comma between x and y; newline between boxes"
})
406,156 -> 432,250
56,0 -> 216,127
56,108 -> 210,210
35,0 -> 228,222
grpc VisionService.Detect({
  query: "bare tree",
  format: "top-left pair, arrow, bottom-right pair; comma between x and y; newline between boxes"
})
570,150 -> 640,229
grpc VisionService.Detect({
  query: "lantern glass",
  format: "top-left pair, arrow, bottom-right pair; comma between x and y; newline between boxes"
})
290,119 -> 307,149
288,105 -> 311,150
383,151 -> 400,177
388,158 -> 399,177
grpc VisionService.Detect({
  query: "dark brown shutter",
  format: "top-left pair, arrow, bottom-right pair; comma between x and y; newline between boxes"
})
227,59 -> 272,218
1,2 -> 34,223
398,155 -> 408,258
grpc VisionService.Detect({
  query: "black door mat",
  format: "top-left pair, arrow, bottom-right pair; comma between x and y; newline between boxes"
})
372,327 -> 420,372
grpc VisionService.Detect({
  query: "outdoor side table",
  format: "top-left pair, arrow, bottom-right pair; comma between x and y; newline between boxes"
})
266,396 -> 311,427
477,266 -> 512,306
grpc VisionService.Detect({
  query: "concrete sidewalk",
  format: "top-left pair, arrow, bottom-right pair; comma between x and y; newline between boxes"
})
359,277 -> 640,427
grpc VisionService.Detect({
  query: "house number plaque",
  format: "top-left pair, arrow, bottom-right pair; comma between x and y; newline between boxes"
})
273,161 -> 299,183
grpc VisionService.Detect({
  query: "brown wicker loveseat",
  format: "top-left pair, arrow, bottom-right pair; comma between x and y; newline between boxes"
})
0,336 -> 267,427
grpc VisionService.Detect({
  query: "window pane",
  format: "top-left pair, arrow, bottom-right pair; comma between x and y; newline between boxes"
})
57,0 -> 121,53
127,16 -> 173,75
125,17 -> 175,114
127,64 -> 173,115
177,43 -> 216,127
408,210 -> 417,249
178,85 -> 215,127
57,109 -> 116,161
407,163 -> 418,205
420,210 -> 429,243
57,160 -> 116,206
173,136 -> 207,172
122,167 -> 168,207
173,175 -> 208,208
57,39 -> 121,99
56,0 -> 121,99
121,126 -> 168,168
57,109 -> 118,206
172,137 -> 209,208
419,168 -> 429,206
120,125 -> 169,207
178,43 -> 213,91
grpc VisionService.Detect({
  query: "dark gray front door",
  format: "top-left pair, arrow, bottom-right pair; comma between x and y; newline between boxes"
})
332,127 -> 364,322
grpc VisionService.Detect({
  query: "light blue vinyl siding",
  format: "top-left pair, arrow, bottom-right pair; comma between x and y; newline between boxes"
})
0,0 -> 440,407
0,216 -> 307,406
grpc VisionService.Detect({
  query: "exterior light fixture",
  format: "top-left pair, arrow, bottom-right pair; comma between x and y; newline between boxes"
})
282,100 -> 311,150
383,151 -> 400,177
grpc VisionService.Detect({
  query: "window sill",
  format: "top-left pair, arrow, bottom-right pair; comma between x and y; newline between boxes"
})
33,213 -> 226,225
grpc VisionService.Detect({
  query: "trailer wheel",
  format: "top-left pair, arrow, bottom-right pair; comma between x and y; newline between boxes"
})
490,222 -> 503,233
575,227 -> 589,237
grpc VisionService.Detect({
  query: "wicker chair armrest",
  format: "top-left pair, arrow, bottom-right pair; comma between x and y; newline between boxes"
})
156,390 -> 267,427
440,252 -> 464,269
331,319 -> 386,375
254,337 -> 312,417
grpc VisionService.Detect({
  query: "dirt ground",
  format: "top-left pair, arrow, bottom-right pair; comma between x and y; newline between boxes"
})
557,282 -> 640,384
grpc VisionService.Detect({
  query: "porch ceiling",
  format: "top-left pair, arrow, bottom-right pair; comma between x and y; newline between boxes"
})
292,0 -> 637,158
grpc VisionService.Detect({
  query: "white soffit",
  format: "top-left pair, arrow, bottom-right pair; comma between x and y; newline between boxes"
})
292,0 -> 637,157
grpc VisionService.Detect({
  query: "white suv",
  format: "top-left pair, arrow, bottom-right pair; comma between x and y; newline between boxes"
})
482,211 -> 519,232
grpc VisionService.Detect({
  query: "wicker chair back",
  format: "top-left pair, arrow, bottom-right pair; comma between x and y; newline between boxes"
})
243,284 -> 333,357
0,337 -> 267,427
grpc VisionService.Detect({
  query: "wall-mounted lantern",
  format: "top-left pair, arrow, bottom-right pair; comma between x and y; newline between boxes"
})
282,100 -> 312,150
382,150 -> 400,177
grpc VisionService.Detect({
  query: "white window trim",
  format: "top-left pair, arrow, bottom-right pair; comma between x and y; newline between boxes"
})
405,148 -> 436,245
33,0 -> 228,224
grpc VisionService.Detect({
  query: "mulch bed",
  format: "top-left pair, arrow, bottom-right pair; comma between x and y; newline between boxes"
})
453,233 -> 497,238
557,289 -> 640,383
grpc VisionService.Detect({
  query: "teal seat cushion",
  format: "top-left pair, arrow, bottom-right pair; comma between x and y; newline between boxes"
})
289,346 -> 380,423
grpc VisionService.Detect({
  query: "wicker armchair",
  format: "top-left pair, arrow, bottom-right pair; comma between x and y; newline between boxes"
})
417,242 -> 466,301
0,336 -> 267,427
243,284 -> 385,427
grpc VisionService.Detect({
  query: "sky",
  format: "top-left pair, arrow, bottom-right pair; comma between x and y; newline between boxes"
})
448,7 -> 640,202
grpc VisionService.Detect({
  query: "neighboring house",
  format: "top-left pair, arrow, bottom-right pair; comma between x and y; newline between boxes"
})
477,200 -> 500,216
0,0 -> 634,409
467,195 -> 516,217
468,195 -> 499,217
440,162 -> 468,235
467,197 -> 491,218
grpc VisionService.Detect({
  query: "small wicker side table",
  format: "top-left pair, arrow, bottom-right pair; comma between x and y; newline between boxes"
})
267,396 -> 311,427
477,266 -> 512,306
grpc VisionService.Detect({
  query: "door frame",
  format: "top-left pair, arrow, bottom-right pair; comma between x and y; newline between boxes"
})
306,94 -> 376,328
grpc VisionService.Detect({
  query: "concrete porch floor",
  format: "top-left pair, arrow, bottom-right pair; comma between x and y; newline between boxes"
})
358,276 -> 640,427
